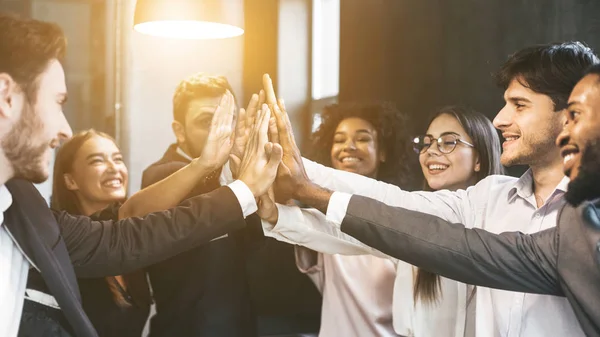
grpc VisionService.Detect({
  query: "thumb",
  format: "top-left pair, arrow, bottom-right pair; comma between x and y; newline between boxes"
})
258,193 -> 274,207
229,154 -> 241,168
265,143 -> 283,172
264,142 -> 273,156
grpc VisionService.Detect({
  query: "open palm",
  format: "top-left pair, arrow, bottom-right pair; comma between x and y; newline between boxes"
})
198,91 -> 236,172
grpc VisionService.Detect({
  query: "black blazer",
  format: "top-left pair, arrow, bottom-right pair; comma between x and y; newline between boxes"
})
4,178 -> 246,337
340,195 -> 600,337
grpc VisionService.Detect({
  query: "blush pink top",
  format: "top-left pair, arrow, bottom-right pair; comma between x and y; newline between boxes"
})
296,247 -> 400,337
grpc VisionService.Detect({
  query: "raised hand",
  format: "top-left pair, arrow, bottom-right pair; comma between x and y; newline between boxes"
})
230,90 -> 266,178
262,74 -> 311,201
238,104 -> 283,197
194,91 -> 236,173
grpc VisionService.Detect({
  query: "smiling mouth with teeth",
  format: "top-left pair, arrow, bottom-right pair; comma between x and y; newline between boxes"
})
340,157 -> 360,163
563,153 -> 576,164
428,164 -> 449,171
102,179 -> 123,188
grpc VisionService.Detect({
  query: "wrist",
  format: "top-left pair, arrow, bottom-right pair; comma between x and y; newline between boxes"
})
295,182 -> 333,214
190,158 -> 215,179
266,205 -> 279,224
295,181 -> 318,202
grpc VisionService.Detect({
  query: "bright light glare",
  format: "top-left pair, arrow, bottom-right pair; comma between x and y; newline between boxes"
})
134,20 -> 244,39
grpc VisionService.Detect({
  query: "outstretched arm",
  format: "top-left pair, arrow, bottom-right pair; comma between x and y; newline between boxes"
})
339,194 -> 563,296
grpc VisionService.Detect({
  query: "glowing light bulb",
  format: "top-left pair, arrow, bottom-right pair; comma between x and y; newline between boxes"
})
134,20 -> 244,39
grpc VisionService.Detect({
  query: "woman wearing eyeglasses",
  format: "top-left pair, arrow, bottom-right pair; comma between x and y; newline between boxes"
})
397,105 -> 503,337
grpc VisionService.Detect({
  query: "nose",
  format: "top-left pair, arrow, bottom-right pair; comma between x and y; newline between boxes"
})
425,139 -> 442,156
493,105 -> 512,131
556,113 -> 571,148
343,139 -> 357,151
106,158 -> 118,173
58,110 -> 73,140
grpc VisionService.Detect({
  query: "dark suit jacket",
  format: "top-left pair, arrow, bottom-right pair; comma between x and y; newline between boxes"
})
142,144 -> 321,337
142,144 -> 257,337
5,178 -> 246,337
340,195 -> 600,337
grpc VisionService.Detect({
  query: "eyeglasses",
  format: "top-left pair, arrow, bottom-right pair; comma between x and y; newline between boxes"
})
413,133 -> 475,154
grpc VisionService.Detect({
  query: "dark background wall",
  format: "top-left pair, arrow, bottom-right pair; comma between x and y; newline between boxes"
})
339,0 -> 600,176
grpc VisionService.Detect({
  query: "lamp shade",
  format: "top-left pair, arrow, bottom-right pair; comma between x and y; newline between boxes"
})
133,0 -> 244,39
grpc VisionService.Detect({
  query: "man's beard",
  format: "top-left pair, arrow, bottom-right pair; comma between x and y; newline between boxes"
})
1,101 -> 50,184
501,127 -> 562,167
565,137 -> 600,207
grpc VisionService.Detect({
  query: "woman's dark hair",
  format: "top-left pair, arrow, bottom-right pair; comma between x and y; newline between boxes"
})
414,106 -> 503,304
309,102 -> 420,189
51,129 -> 131,307
495,41 -> 599,112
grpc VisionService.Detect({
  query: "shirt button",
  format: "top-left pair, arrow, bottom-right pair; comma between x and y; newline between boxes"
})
534,213 -> 541,218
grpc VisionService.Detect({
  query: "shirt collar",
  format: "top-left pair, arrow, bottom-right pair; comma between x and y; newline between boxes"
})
507,168 -> 570,203
176,147 -> 194,162
0,184 -> 13,227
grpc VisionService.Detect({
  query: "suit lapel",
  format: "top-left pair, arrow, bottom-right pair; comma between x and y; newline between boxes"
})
5,179 -> 98,337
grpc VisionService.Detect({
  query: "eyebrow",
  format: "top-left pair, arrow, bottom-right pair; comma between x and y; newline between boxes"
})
85,152 -> 122,160
86,153 -> 104,160
192,110 -> 216,119
567,101 -> 580,109
425,131 -> 461,138
506,96 -> 532,104
335,129 -> 373,135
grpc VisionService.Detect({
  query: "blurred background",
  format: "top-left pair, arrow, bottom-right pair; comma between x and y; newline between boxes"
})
1,0 -> 600,200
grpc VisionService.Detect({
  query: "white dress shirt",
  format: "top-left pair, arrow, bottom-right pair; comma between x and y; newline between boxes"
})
0,185 -> 30,337
263,158 -> 584,337
263,195 -> 469,337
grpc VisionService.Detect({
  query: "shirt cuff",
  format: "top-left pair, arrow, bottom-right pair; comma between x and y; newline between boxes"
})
227,180 -> 258,218
219,161 -> 235,186
325,191 -> 352,227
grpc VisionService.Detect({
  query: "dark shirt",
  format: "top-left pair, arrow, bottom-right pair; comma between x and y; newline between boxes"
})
78,203 -> 152,337
142,144 -> 256,337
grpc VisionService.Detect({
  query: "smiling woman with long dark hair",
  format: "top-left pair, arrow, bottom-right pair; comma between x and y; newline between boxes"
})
295,102 -> 420,336
48,129 -> 152,337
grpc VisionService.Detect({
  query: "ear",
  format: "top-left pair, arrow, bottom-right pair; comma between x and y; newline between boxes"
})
379,149 -> 387,163
172,120 -> 187,145
63,173 -> 79,191
474,153 -> 481,172
0,73 -> 17,119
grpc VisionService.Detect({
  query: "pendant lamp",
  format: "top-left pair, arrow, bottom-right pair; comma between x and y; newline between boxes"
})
133,0 -> 244,39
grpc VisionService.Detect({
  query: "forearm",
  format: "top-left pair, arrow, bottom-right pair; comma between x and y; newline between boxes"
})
263,204 -> 383,256
120,160 -> 210,218
301,157 -> 475,222
341,195 -> 563,296
62,186 -> 246,277
295,182 -> 334,214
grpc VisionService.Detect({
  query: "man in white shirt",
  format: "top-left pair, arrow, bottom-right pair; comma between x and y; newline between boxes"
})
0,13 -> 282,337
259,42 -> 599,337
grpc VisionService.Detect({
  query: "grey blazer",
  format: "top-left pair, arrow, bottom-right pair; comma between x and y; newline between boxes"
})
340,195 -> 600,337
